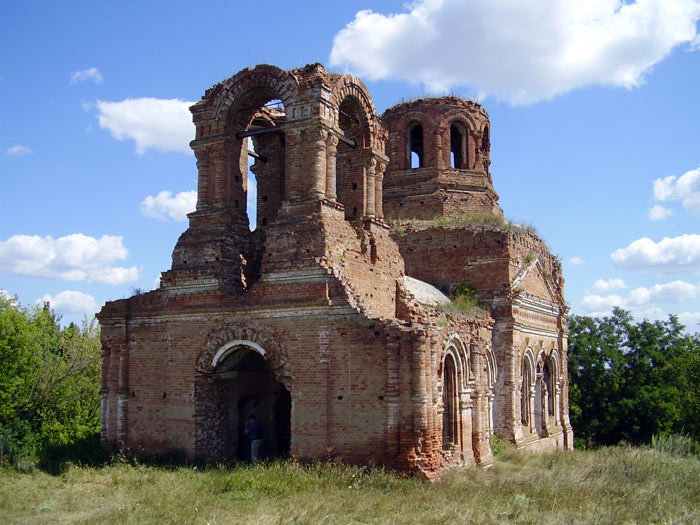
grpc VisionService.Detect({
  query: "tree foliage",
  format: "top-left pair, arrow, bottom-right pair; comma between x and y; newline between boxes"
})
568,307 -> 700,448
0,294 -> 101,464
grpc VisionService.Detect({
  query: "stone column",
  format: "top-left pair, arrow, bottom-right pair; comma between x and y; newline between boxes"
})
365,156 -> 376,216
325,134 -> 338,200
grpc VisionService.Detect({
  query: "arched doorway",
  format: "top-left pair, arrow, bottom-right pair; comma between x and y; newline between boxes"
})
213,344 -> 291,461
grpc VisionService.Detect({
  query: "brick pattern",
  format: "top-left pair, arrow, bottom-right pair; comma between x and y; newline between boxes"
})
98,64 -> 572,478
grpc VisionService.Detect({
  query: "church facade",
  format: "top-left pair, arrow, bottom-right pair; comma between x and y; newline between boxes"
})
98,63 -> 572,477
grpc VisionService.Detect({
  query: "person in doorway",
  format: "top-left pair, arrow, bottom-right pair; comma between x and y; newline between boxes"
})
245,414 -> 263,463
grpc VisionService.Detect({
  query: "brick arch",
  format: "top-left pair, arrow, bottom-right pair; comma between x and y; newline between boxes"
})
196,319 -> 291,388
211,64 -> 300,121
388,111 -> 437,170
442,110 -> 478,132
440,335 -> 470,389
391,111 -> 437,134
332,74 -> 378,124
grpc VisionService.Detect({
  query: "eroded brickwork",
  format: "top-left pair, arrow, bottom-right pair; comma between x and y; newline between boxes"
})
99,64 -> 571,478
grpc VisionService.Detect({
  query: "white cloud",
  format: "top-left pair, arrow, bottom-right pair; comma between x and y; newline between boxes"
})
678,311 -> 700,328
88,266 -> 140,285
628,280 -> 700,305
648,204 -> 673,220
581,279 -> 700,319
140,190 -> 196,221
592,278 -> 627,292
330,0 -> 700,104
38,291 -> 98,316
6,145 -> 33,156
653,165 -> 700,215
96,98 -> 195,154
581,293 -> 625,312
611,234 -> 700,273
70,68 -> 103,85
0,233 -> 138,284
569,256 -> 584,265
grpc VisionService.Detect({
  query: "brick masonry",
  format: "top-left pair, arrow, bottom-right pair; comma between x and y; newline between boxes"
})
98,63 -> 572,478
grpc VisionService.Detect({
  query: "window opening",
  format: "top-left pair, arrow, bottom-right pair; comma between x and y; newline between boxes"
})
409,124 -> 423,168
450,125 -> 464,169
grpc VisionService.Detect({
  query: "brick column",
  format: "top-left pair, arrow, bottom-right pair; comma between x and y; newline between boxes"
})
310,128 -> 328,198
375,161 -> 385,219
194,148 -> 210,211
365,157 -> 376,216
325,134 -> 338,200
460,388 -> 474,463
117,342 -> 129,448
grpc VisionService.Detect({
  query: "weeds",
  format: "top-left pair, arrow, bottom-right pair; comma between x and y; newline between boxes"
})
651,433 -> 700,457
442,282 -> 485,317
2,447 -> 698,524
389,211 -> 541,238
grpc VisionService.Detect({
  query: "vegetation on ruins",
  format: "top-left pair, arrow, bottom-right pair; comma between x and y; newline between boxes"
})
1,446 -> 698,523
442,282 -> 485,317
567,307 -> 700,450
389,211 -> 539,237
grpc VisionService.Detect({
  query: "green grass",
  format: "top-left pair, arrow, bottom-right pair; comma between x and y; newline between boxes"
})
1,446 -> 699,524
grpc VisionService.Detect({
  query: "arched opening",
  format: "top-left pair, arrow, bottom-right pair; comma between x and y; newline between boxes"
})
481,125 -> 490,171
213,345 -> 291,461
409,123 -> 423,169
450,124 -> 466,169
521,355 -> 532,426
442,354 -> 458,450
336,96 -> 368,220
534,360 -> 544,434
244,99 -> 286,232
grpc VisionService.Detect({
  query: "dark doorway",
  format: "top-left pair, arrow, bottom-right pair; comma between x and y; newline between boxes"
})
215,346 -> 291,461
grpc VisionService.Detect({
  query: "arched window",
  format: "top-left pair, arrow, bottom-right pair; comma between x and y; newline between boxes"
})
450,124 -> 466,169
442,354 -> 458,449
521,356 -> 532,426
409,124 -> 423,168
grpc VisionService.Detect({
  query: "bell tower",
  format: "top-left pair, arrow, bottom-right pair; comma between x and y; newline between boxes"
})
382,97 -> 502,220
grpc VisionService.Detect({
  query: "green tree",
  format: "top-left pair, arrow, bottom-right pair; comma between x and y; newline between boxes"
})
568,308 -> 700,447
0,294 -> 101,463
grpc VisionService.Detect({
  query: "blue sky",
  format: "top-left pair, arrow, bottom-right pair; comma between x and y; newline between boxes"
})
2,0 -> 700,329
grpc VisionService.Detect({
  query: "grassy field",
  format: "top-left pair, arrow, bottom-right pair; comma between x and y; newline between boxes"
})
1,446 -> 699,524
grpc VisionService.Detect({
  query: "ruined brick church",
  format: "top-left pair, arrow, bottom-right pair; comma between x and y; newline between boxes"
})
98,63 -> 573,477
